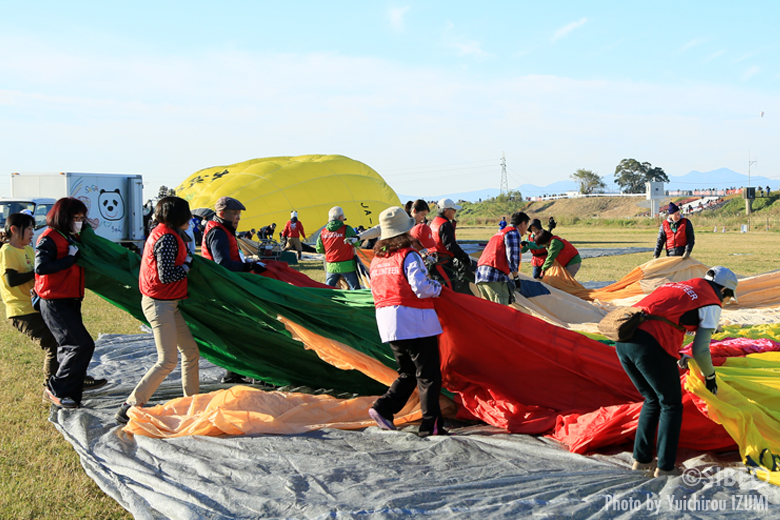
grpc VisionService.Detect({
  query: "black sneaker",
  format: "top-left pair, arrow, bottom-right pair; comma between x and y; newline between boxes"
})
221,371 -> 253,384
417,418 -> 449,438
44,387 -> 78,409
83,375 -> 108,391
115,403 -> 133,425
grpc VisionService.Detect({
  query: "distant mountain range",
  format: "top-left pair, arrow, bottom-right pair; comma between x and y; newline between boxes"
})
399,168 -> 779,203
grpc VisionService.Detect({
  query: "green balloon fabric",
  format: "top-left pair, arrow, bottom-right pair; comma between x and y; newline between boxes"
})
76,225 -> 391,395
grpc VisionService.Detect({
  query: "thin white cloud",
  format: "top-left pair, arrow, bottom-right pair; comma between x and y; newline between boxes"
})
443,21 -> 493,59
734,52 -> 755,63
704,49 -> 726,62
679,38 -> 706,52
742,65 -> 761,80
551,17 -> 588,42
389,6 -> 410,32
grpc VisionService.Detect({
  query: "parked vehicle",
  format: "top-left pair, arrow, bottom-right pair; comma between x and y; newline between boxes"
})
2,172 -> 145,248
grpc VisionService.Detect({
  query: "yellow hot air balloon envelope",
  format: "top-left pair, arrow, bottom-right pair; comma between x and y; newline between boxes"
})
176,155 -> 402,236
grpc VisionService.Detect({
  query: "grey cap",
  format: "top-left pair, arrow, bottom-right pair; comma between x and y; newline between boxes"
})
705,266 -> 738,302
215,196 -> 246,212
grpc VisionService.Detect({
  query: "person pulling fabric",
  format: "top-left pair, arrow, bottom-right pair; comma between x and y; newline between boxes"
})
533,229 -> 582,279
616,266 -> 737,477
475,211 -> 528,305
428,198 -> 474,294
316,206 -> 360,290
653,202 -> 695,259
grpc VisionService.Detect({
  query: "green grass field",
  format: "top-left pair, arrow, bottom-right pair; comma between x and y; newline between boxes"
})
1,226 -> 777,518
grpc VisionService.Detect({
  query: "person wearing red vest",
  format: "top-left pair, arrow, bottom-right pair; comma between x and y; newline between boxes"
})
429,198 -> 473,295
368,206 -> 446,437
534,229 -> 581,279
281,211 -> 306,260
115,197 -> 200,424
315,206 -> 360,289
475,211 -> 529,305
35,197 -> 106,408
653,202 -> 695,259
201,196 -> 265,385
617,267 -> 737,477
523,218 -> 550,280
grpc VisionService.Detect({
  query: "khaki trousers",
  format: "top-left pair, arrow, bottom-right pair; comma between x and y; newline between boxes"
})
128,296 -> 200,406
476,281 -> 511,306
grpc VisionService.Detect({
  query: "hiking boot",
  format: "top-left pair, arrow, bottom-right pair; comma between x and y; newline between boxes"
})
654,466 -> 682,478
83,375 -> 108,391
368,408 -> 396,431
631,460 -> 654,472
115,403 -> 133,425
44,387 -> 78,409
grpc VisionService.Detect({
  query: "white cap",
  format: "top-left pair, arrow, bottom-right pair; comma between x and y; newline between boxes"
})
705,266 -> 738,302
291,211 -> 298,219
328,206 -> 345,221
438,198 -> 462,211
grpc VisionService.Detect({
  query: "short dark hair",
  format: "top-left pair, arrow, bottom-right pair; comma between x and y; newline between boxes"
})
510,211 -> 529,227
47,197 -> 88,233
404,199 -> 430,216
534,229 -> 553,246
5,213 -> 35,239
374,234 -> 413,258
154,197 -> 192,228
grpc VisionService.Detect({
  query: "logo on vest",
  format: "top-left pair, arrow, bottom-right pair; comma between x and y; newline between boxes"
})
667,283 -> 698,300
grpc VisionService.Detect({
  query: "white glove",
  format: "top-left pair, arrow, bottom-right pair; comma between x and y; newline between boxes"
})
256,261 -> 266,268
68,245 -> 79,256
184,255 -> 193,265
677,353 -> 692,370
344,237 -> 359,246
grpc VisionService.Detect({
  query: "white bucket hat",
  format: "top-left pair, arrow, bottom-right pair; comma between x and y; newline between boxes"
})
438,198 -> 462,211
328,206 -> 345,221
291,211 -> 298,219
379,206 -> 415,240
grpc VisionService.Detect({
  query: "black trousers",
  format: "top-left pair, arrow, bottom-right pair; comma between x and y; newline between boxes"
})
373,335 -> 443,434
40,299 -> 95,404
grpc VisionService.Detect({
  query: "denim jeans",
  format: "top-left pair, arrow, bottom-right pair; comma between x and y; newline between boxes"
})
616,330 -> 683,471
325,270 -> 360,290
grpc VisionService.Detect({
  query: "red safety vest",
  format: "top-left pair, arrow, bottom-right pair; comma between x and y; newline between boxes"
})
321,223 -> 355,263
429,216 -> 455,260
139,224 -> 188,300
663,218 -> 689,250
201,220 -> 240,262
34,228 -> 84,300
370,247 -> 435,310
477,226 -> 517,275
529,232 -> 548,267
635,278 -> 722,359
551,235 -> 578,267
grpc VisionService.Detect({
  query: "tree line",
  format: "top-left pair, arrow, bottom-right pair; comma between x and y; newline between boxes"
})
570,159 -> 670,194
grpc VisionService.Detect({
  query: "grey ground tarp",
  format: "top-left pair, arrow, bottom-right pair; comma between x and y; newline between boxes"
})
51,333 -> 780,519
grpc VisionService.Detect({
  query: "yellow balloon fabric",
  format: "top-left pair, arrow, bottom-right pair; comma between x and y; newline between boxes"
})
176,155 -> 402,234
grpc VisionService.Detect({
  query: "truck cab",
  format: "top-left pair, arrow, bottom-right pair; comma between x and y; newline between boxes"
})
0,198 -> 57,244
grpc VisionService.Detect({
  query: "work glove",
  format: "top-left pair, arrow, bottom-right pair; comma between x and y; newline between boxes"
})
184,255 -> 193,265
521,240 -> 529,247
68,245 -> 79,256
682,251 -> 691,260
705,372 -> 718,395
677,353 -> 691,369
344,237 -> 359,246
251,262 -> 267,274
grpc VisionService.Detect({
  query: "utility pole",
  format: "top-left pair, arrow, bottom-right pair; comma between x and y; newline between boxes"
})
500,152 -> 509,196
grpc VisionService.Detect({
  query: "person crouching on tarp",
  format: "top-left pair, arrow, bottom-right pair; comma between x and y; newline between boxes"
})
653,202 -> 695,260
616,267 -> 737,477
533,229 -> 581,279
115,197 -> 200,424
475,211 -> 528,305
202,196 -> 266,385
522,219 -> 549,280
316,206 -> 360,289
368,206 -> 447,437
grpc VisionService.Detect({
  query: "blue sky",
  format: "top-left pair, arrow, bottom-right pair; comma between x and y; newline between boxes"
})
1,1 -> 778,199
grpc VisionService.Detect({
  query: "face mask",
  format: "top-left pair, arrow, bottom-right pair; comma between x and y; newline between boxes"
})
72,221 -> 83,233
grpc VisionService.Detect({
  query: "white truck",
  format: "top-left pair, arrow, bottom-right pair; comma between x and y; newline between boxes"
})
2,172 -> 145,248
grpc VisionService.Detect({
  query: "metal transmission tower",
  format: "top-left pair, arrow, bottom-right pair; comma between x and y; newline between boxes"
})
500,152 -> 509,195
